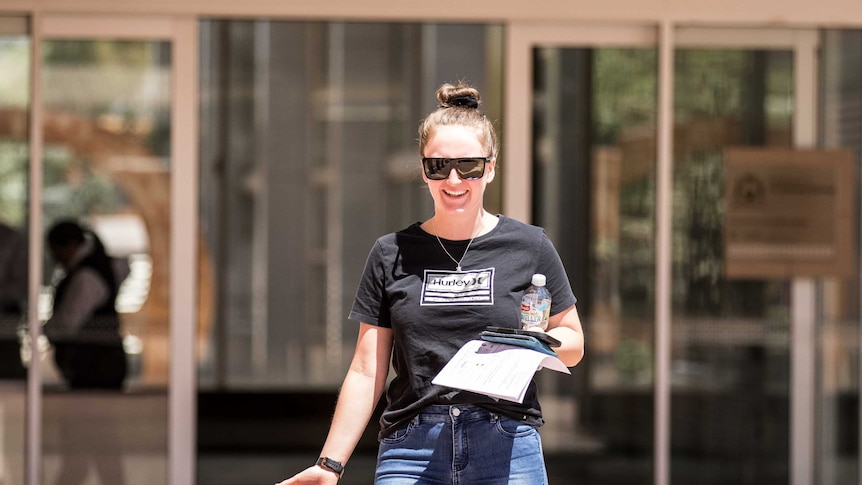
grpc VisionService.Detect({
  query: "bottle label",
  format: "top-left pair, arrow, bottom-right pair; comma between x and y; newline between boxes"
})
521,297 -> 550,329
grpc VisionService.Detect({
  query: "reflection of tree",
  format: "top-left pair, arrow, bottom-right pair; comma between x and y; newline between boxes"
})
44,41 -> 157,68
678,152 -> 725,315
43,148 -> 126,219
593,49 -> 659,322
0,140 -> 28,224
675,50 -> 751,120
671,50 -> 793,318
616,338 -> 652,384
0,106 -> 213,384
618,175 -> 655,317
594,49 -> 657,144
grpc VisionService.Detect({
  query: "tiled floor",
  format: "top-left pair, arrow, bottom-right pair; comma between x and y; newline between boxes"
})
198,452 -> 807,485
199,453 -> 378,485
197,452 -> 643,485
2,388 -> 855,485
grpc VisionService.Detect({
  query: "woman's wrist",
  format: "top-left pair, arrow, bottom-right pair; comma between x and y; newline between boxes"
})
316,456 -> 344,479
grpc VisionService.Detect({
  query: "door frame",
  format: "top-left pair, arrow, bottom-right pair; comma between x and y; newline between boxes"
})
27,14 -> 198,485
504,22 -> 820,485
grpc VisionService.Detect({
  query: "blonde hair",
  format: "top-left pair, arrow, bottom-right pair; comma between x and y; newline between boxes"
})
418,81 -> 499,161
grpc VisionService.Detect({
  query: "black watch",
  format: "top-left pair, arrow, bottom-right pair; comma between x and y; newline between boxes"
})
316,456 -> 344,479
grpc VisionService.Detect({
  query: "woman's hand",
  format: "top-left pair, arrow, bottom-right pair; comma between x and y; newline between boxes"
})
275,465 -> 340,485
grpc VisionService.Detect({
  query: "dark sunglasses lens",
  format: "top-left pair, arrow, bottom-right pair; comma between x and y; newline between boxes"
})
457,159 -> 485,179
423,158 -> 450,179
423,158 -> 486,180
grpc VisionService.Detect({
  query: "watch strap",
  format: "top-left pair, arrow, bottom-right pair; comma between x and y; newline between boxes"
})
316,456 -> 344,478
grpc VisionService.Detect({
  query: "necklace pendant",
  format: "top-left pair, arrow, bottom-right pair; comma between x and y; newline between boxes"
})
456,265 -> 462,272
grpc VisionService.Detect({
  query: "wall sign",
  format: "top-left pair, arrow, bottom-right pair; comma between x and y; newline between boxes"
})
724,148 -> 855,279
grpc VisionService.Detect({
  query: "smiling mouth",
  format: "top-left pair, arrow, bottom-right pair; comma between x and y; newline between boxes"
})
443,189 -> 467,197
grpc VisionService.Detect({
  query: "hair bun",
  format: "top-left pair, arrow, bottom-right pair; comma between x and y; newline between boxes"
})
447,95 -> 479,109
436,82 -> 482,109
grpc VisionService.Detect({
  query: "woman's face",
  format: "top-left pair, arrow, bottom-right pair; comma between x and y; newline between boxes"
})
422,124 -> 495,217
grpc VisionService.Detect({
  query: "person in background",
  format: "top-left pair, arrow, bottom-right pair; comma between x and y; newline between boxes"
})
0,221 -> 27,379
45,219 -> 128,389
44,219 -> 129,485
278,81 -> 585,484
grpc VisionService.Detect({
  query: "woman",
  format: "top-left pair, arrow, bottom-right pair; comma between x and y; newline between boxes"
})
45,219 -> 128,390
278,81 -> 584,484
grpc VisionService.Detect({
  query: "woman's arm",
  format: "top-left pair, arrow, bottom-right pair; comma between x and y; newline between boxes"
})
277,322 -> 393,484
545,304 -> 585,367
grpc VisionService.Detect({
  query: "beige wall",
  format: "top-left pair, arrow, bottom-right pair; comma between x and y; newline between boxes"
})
2,0 -> 862,26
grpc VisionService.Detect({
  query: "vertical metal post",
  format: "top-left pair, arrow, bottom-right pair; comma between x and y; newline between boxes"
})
790,29 -> 819,485
169,17 -> 199,485
654,19 -> 674,485
502,24 -> 532,223
26,12 -> 44,485
791,279 -> 817,485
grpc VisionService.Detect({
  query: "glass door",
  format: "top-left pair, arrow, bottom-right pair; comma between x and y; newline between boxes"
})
509,23 -> 838,485
506,23 -> 659,484
40,34 -> 171,485
27,15 -> 198,485
669,28 -> 852,485
669,28 -> 804,485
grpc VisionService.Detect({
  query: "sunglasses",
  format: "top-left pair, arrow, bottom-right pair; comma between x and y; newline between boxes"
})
422,157 -> 489,180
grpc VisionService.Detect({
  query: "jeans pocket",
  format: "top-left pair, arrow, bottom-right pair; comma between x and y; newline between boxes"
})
494,416 -> 537,439
380,418 -> 416,444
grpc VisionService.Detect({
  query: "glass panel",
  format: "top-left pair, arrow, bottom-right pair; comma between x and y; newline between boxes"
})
0,18 -> 30,485
198,21 -> 503,386
197,20 -> 502,483
671,48 -> 793,484
40,39 -> 170,484
818,29 -> 861,485
532,46 -> 657,484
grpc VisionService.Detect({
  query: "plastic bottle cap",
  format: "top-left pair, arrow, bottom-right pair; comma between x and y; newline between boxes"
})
531,274 -> 546,286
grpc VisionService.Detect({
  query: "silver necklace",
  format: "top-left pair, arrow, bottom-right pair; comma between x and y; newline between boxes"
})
433,218 -> 479,272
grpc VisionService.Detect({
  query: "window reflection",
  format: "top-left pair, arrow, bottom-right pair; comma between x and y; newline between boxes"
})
198,21 -> 503,388
40,39 -> 171,485
671,48 -> 793,484
41,40 -> 170,387
532,46 -> 657,482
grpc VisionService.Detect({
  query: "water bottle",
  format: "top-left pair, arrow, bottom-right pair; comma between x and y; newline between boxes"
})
520,273 -> 551,331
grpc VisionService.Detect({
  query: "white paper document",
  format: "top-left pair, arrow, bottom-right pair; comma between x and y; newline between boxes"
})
432,340 -> 571,404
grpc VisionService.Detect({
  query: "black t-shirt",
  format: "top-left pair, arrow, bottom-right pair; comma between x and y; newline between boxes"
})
348,215 -> 577,440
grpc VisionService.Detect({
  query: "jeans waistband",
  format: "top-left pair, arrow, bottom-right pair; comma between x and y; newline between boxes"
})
412,404 -> 498,422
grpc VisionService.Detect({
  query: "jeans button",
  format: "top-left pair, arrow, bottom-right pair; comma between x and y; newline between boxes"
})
452,407 -> 461,417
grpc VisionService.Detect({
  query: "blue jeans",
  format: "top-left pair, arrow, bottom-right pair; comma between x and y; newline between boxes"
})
375,404 -> 548,485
